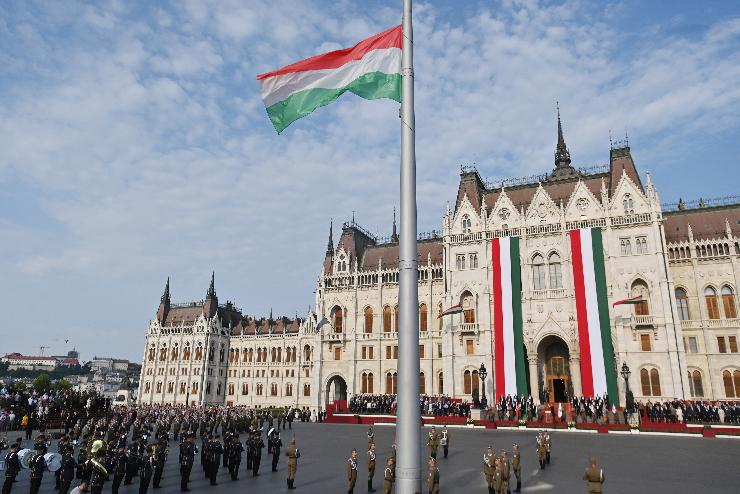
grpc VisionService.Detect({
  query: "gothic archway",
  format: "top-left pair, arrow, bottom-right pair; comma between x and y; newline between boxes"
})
325,374 -> 348,404
537,335 -> 572,403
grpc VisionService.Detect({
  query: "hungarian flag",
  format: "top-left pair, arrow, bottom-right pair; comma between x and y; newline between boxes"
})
570,228 -> 619,405
612,295 -> 643,307
491,237 -> 527,399
257,25 -> 402,133
438,304 -> 463,318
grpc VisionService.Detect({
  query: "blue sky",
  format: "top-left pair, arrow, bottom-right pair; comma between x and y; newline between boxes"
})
1,0 -> 739,361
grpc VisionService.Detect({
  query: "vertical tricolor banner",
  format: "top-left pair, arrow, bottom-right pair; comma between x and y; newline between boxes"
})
492,237 -> 528,399
570,228 -> 619,405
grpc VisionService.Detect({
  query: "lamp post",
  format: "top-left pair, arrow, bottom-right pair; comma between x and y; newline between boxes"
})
620,362 -> 634,413
479,363 -> 488,409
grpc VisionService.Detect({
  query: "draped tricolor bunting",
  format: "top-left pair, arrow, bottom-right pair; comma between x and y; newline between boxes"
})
491,237 -> 527,399
570,228 -> 619,405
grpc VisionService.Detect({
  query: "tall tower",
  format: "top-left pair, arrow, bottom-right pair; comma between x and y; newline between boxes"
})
203,272 -> 218,319
551,103 -> 577,179
156,277 -> 171,323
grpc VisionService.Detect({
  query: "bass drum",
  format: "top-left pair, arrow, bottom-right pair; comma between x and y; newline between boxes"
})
18,449 -> 33,469
44,453 -> 63,472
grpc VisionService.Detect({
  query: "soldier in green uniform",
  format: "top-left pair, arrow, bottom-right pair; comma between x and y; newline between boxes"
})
493,459 -> 503,494
426,457 -> 439,494
500,450 -> 510,494
347,448 -> 358,494
511,444 -> 521,493
426,427 -> 439,460
366,427 -> 375,452
536,433 -> 547,470
285,437 -> 299,490
483,446 -> 495,494
544,432 -> 551,465
382,458 -> 394,494
367,443 -> 377,493
582,457 -> 604,493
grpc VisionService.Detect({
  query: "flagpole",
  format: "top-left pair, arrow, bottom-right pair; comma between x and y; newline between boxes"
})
397,0 -> 421,493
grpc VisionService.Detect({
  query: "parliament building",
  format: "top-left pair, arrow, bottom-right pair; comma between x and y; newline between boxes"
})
137,114 -> 740,409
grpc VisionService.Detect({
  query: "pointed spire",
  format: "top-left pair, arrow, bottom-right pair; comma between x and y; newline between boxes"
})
391,207 -> 399,243
726,218 -> 733,239
554,101 -> 572,170
326,219 -> 334,256
207,271 -> 216,298
678,198 -> 685,210
161,277 -> 170,304
269,307 -> 273,321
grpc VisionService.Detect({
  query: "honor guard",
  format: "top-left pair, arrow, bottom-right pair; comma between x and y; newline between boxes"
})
536,433 -> 547,470
440,426 -> 450,459
179,434 -> 196,492
347,449 -> 358,494
483,446 -> 495,494
270,430 -> 282,472
544,433 -> 551,465
285,437 -> 300,490
366,427 -> 375,451
382,458 -> 394,494
367,443 -> 377,493
60,446 -> 78,494
111,446 -> 127,494
2,443 -> 20,494
426,457 -> 439,494
29,444 -> 47,494
208,435 -> 223,485
427,427 -> 439,459
251,431 -> 265,476
200,433 -> 210,479
511,444 -> 521,493
493,459 -> 503,494
582,458 -> 605,493
227,434 -> 243,480
151,438 -> 167,488
138,447 -> 154,494
500,451 -> 510,494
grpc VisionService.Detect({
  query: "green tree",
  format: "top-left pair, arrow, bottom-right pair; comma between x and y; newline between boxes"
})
33,373 -> 51,393
52,379 -> 72,392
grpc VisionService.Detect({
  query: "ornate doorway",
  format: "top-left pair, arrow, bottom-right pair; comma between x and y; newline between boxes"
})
537,336 -> 572,403
325,375 -> 347,404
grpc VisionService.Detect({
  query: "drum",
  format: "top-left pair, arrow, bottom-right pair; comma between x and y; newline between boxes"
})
44,453 -> 62,472
18,449 -> 33,469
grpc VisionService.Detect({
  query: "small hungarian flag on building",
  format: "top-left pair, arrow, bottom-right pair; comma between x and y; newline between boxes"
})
257,25 -> 402,133
612,295 -> 643,307
438,305 -> 463,318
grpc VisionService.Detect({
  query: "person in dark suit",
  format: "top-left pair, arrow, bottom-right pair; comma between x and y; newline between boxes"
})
60,446 -> 78,494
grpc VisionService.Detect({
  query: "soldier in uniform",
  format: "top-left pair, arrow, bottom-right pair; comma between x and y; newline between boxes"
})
124,437 -> 140,485
500,450 -> 510,494
77,437 -> 89,480
270,430 -> 282,472
151,438 -> 167,488
3,443 -> 20,494
111,446 -> 127,494
366,427 -> 375,452
245,431 -> 254,471
29,444 -> 47,494
285,437 -> 299,490
201,433 -> 210,479
86,442 -> 109,494
427,428 -> 439,460
227,433 -> 243,480
536,433 -> 547,470
483,446 -> 495,494
346,448 -> 358,494
208,435 -> 223,485
426,457 -> 439,494
582,457 -> 605,493
493,459 -> 503,494
179,434 -> 196,492
251,431 -> 264,476
60,446 -> 78,494
367,442 -> 377,493
138,447 -> 154,494
382,457 -> 394,494
544,432 -> 551,465
440,426 -> 450,459
511,444 -> 521,493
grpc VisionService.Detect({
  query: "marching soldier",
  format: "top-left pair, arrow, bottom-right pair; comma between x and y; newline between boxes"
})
3,443 -> 20,494
511,444 -> 521,493
270,430 -> 282,472
544,432 -> 551,465
138,447 -> 154,494
440,426 -> 450,459
427,427 -> 439,460
500,451 -> 510,494
245,431 -> 254,471
201,433 -> 211,479
111,446 -> 127,494
367,442 -> 377,493
483,446 -> 495,494
179,434 -> 196,492
29,444 -> 46,494
208,435 -> 223,485
347,448 -> 359,494
285,437 -> 300,490
151,438 -> 167,488
366,427 -> 375,452
536,433 -> 547,470
382,457 -> 394,494
60,446 -> 78,494
227,434 -> 243,480
251,431 -> 264,476
390,444 -> 397,478
493,459 -> 503,494
77,437 -> 89,480
582,457 -> 605,493
426,457 -> 439,494
124,437 -> 140,485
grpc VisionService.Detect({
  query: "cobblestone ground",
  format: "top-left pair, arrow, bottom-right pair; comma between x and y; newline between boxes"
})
7,422 -> 738,493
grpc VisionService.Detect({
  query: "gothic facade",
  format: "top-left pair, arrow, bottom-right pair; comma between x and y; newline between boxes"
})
138,115 -> 740,408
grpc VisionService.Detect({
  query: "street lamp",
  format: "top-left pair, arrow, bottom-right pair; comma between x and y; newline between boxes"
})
478,363 -> 488,409
620,362 -> 634,413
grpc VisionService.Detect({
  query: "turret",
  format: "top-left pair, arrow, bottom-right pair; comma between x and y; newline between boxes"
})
550,103 -> 578,180
203,271 -> 218,319
156,277 -> 170,323
391,207 -> 399,243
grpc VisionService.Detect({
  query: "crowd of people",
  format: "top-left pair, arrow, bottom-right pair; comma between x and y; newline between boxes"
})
640,400 -> 740,424
347,395 -> 473,417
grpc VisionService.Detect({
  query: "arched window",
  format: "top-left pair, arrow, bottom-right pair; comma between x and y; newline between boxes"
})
156,382 -> 162,394
464,370 -> 472,395
705,287 -> 720,319
194,346 -> 203,361
688,370 -> 704,397
548,252 -> 562,289
271,348 -> 276,362
338,253 -> 347,272
242,383 -> 249,395
364,307 -> 373,333
182,346 -> 191,361
386,372 -> 397,394
722,370 -> 738,398
438,372 -> 444,394
419,372 -> 426,394
159,347 -> 167,361
623,194 -> 634,214
333,306 -> 343,333
675,288 -> 690,321
171,346 -> 179,361
532,254 -> 546,290
148,347 -> 155,361
144,382 -> 151,393
277,347 -> 282,362
631,280 -> 650,316
285,383 -> 293,396
191,382 -> 198,394
394,305 -> 399,332
462,214 -> 472,233
303,383 -> 311,396
383,306 -> 392,333
461,291 -> 475,324
721,286 -> 737,318
419,303 -> 428,332
303,345 -> 312,362
361,372 -> 374,394
640,368 -> 661,396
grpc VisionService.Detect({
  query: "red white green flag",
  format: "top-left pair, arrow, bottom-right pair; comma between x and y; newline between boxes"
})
570,228 -> 619,405
257,25 -> 402,133
439,304 -> 463,318
491,237 -> 527,399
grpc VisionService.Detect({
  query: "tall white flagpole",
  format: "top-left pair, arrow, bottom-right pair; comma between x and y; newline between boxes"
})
397,0 -> 421,492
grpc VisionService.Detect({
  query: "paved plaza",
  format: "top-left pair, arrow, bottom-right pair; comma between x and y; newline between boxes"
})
8,422 -> 739,493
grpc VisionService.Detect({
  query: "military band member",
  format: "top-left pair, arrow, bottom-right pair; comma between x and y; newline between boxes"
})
124,437 -> 140,485
511,444 -> 521,493
251,431 -> 265,476
60,446 -> 78,494
138,447 -> 154,494
427,427 -> 439,460
367,443 -> 377,493
87,443 -> 109,494
483,446 -> 495,494
111,446 -> 127,494
270,430 -> 282,472
77,437 -> 89,481
227,434 -> 243,480
179,434 -> 196,492
582,458 -> 605,493
382,458 -> 394,494
544,433 -> 551,465
347,448 -> 358,494
208,435 -> 223,485
285,437 -> 300,490
201,433 -> 210,478
536,434 -> 547,470
29,445 -> 46,494
2,443 -> 20,494
426,457 -> 439,494
151,438 -> 167,488
366,427 -> 375,452
440,426 -> 450,459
